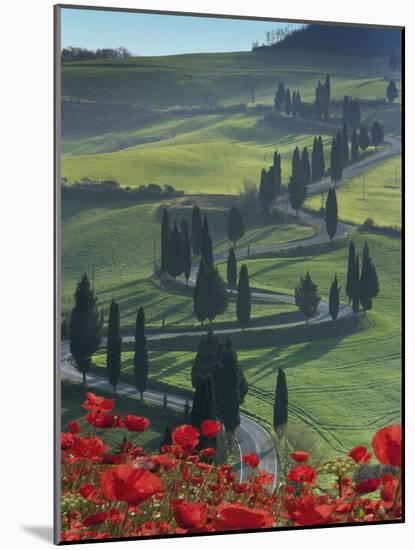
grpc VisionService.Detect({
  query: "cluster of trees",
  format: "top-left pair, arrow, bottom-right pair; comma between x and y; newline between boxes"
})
61,178 -> 183,201
69,274 -> 149,395
342,96 -> 362,130
191,329 -> 248,435
294,272 -> 321,323
346,241 -> 380,315
259,150 -> 282,212
61,46 -> 131,63
161,210 -> 191,281
274,75 -> 331,120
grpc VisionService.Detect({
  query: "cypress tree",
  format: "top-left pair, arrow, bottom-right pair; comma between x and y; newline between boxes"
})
134,307 -> 148,400
181,219 -> 191,284
330,133 -> 343,186
160,208 -> 170,273
259,168 -> 270,213
288,146 -> 307,214
191,327 -> 222,388
106,299 -> 121,394
285,88 -> 291,116
236,264 -> 251,329
371,121 -> 384,149
294,271 -> 321,323
352,255 -> 360,315
201,215 -> 214,271
311,136 -> 319,182
301,147 -> 311,185
167,222 -> 185,278
191,376 -> 217,450
324,74 -> 331,119
342,95 -> 350,125
386,81 -> 398,103
342,123 -> 349,166
359,127 -> 370,151
160,425 -> 172,451
193,259 -> 208,325
184,400 -> 190,421
205,268 -> 228,323
274,82 -> 285,111
345,241 -> 356,303
329,275 -> 340,321
215,338 -> 242,433
273,368 -> 288,433
292,90 -> 297,117
227,206 -> 245,248
69,273 -> 102,386
351,130 -> 359,162
318,136 -> 325,178
349,100 -> 361,131
191,205 -> 203,256
325,187 -> 338,240
226,247 -> 237,289
273,150 -> 282,195
360,242 -> 380,314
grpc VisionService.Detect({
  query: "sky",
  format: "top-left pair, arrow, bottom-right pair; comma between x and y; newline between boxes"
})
61,7 -> 300,56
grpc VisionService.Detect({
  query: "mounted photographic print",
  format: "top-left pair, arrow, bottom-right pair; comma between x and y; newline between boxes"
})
54,4 -> 404,544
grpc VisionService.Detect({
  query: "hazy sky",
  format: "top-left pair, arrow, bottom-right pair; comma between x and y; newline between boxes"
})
61,7 -> 300,56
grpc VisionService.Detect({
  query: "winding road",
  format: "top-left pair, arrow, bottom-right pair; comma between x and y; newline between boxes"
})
60,134 -> 400,491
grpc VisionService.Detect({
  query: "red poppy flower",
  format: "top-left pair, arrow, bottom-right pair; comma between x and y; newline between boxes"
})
255,469 -> 275,486
69,421 -> 80,434
201,420 -> 221,438
79,484 -> 103,503
286,495 -> 335,526
233,482 -> 249,494
243,452 -> 260,468
172,425 -> 200,451
70,436 -> 109,462
290,450 -> 309,463
86,412 -> 124,429
288,464 -> 317,484
83,511 -> 109,527
214,503 -> 274,530
100,464 -> 162,506
61,433 -> 75,450
372,425 -> 402,467
354,477 -> 381,494
348,445 -> 371,464
172,499 -> 208,529
123,415 -> 150,432
200,447 -> 216,458
82,392 -> 115,413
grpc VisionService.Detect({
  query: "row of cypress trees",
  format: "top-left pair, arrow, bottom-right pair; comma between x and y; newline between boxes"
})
160,209 -> 191,281
346,241 -> 380,315
274,75 -> 330,120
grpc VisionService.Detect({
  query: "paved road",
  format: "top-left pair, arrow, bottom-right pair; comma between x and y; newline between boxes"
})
60,134 -> 400,492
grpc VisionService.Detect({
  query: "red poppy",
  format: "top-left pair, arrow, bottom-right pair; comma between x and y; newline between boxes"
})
348,445 -> 371,464
290,450 -> 309,463
69,421 -> 80,434
201,420 -> 221,438
243,452 -> 260,468
81,392 -> 115,413
86,412 -> 124,429
200,447 -> 216,458
100,464 -> 162,506
172,499 -> 208,529
70,436 -> 109,462
288,464 -> 317,484
354,477 -> 381,494
233,482 -> 249,494
214,503 -> 274,530
255,469 -> 275,486
172,425 -> 200,451
286,495 -> 335,526
83,511 -> 109,527
61,433 -> 75,450
79,484 -> 103,503
372,425 -> 402,467
123,415 -> 150,432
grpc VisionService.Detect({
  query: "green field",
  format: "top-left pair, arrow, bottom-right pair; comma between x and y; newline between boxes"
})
305,157 -> 402,227
88,231 -> 400,459
62,197 -> 308,327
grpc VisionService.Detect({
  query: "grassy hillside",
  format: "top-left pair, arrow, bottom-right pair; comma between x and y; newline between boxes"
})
61,196 -> 310,327
62,50 -> 394,110
305,157 -> 402,227
90,231 -> 401,459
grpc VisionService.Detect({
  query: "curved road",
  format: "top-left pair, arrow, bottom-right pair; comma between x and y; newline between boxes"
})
60,135 -> 400,491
